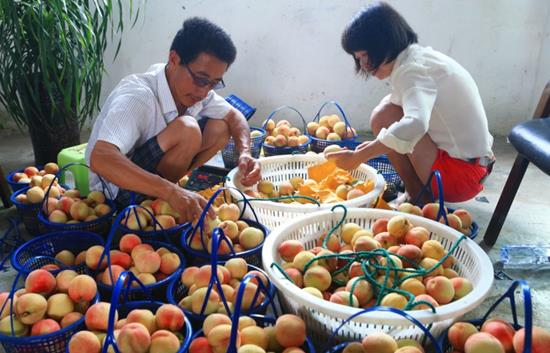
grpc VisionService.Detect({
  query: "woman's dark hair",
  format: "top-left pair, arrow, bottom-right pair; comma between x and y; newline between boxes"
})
342,2 -> 417,74
170,17 -> 237,66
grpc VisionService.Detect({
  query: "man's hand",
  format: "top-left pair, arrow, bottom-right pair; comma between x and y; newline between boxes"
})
325,149 -> 363,170
166,186 -> 215,223
238,152 -> 261,186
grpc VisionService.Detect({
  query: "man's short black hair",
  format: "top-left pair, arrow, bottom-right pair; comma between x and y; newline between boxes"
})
341,2 -> 418,74
170,17 -> 237,66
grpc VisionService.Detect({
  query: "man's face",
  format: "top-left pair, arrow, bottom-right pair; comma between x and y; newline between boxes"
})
354,50 -> 394,80
167,51 -> 228,108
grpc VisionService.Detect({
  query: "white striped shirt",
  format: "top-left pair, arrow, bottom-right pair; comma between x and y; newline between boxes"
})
85,63 -> 231,197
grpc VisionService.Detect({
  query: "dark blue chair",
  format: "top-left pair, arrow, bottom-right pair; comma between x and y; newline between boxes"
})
484,81 -> 550,245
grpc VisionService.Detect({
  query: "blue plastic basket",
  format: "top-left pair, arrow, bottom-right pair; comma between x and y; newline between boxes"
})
5,165 -> 45,194
98,271 -> 193,353
324,306 -> 442,353
225,94 -> 257,120
262,106 -> 311,156
181,187 -> 269,268
10,186 -> 45,236
0,271 -> 99,353
366,154 -> 401,190
307,101 -> 358,153
221,127 -> 266,169
438,280 -> 533,353
11,231 -> 105,276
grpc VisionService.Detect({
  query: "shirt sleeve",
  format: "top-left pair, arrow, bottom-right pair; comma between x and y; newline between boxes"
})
377,64 -> 438,154
96,91 -> 153,155
197,91 -> 232,119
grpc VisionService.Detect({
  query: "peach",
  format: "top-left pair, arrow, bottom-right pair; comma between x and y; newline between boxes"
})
346,278 -> 373,306
0,292 -> 13,319
399,278 -> 426,296
275,314 -> 306,348
342,342 -> 366,353
481,318 -> 515,353
25,269 -> 56,295
43,197 -> 58,215
60,311 -> 83,328
75,251 -> 87,265
85,302 -> 116,332
306,122 -> 320,135
444,268 -> 459,279
451,277 -> 473,300
31,318 -> 60,336
41,264 -> 61,271
225,258 -> 248,280
70,201 -> 90,221
40,174 -> 55,189
43,162 -> 59,175
110,250 -> 132,269
419,258 -> 444,277
156,214 -> 177,229
57,196 -> 75,214
285,268 -> 304,288
68,274 -> 98,302
315,126 -> 330,139
136,273 -> 157,286
397,244 -> 422,266
15,293 -> 47,325
394,347 -> 423,353
465,332 -> 505,353
181,267 -> 199,288
440,213 -> 462,230
134,250 -> 161,274
412,294 -> 439,310
238,316 -> 256,331
150,330 -> 180,353
191,287 -> 220,315
127,308 -> 157,334
330,291 -> 359,307
0,315 -> 28,336
125,211 -> 148,230
12,172 -> 28,182
303,266 -> 332,291
292,251 -> 317,272
155,304 -> 185,331
86,190 -> 105,205
404,227 -> 430,248
241,325 -> 268,349
387,215 -> 412,240
341,223 -> 362,244
302,286 -> 323,299
397,203 -> 423,216
448,322 -> 479,351
278,240 -> 305,262
327,132 -> 341,141
118,322 -> 151,353
194,265 -> 224,289
379,292 -> 407,309
94,203 -> 111,217
203,313 -> 232,336
396,339 -> 425,352
371,218 -> 389,235
374,232 -> 397,249
131,243 -> 154,259
513,326 -> 550,353
27,186 -> 45,203
422,203 -> 445,220
362,332 -> 398,353
353,236 -> 380,252
85,245 -> 107,270
69,330 -> 102,353
55,250 -> 75,266
347,188 -> 365,200
208,324 -> 239,351
453,209 -> 473,228
239,227 -> 264,249
120,233 -> 142,254
426,276 -> 455,305
421,240 -> 446,260
219,220 -> 239,241
56,269 -> 78,293
232,282 -> 264,311
218,203 -> 241,222
159,253 -> 181,275
47,293 -> 74,320
190,337 -> 213,353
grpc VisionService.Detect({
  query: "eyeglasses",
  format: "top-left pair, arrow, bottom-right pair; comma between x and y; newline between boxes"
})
184,65 -> 225,90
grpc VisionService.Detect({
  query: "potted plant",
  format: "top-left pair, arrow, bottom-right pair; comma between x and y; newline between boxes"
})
0,0 -> 141,164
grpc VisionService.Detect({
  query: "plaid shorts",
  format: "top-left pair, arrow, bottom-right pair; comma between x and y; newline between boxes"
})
115,118 -> 210,209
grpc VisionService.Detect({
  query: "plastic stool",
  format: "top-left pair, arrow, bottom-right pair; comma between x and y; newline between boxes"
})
57,143 -> 90,196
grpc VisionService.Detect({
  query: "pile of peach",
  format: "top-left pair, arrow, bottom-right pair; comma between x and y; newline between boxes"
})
42,190 -> 112,224
187,203 -> 265,254
81,233 -> 182,287
10,162 -> 59,186
120,199 -> 186,231
263,119 -> 309,148
68,302 -> 186,353
189,313 -> 307,353
276,215 -> 473,311
341,333 -> 428,353
397,202 -> 474,236
0,269 -> 97,338
307,115 -> 355,141
178,258 -> 268,315
448,319 -> 550,353
13,171 -> 66,205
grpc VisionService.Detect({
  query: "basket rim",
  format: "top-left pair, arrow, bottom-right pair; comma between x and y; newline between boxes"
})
261,208 -> 494,326
226,154 -> 385,210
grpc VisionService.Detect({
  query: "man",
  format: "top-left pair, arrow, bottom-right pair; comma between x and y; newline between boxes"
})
85,17 -> 260,222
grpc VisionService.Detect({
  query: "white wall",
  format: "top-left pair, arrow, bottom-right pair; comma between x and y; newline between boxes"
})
2,0 -> 550,136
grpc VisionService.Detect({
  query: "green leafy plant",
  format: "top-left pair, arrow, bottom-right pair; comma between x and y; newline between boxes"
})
0,0 -> 141,163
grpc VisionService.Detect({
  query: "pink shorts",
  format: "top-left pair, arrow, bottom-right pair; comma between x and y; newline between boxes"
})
430,150 -> 489,203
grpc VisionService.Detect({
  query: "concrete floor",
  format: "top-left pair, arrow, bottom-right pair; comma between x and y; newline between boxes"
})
0,130 -> 549,331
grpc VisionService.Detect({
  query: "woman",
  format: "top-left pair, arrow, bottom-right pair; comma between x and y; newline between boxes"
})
327,2 -> 494,203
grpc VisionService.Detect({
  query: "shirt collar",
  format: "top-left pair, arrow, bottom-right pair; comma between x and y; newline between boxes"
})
390,44 -> 418,83
156,64 -> 178,118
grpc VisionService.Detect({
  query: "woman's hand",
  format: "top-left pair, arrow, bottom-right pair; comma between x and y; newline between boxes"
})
325,149 -> 363,170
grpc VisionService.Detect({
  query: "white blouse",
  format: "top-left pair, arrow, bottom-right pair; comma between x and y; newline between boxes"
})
376,44 -> 494,160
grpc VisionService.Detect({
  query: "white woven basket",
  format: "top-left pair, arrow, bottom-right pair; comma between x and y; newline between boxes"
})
262,208 -> 494,345
226,154 -> 385,230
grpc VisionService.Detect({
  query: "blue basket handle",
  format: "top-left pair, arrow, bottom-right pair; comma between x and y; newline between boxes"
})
311,101 -> 356,139
188,186 -> 260,250
480,280 -> 532,353
411,170 -> 449,225
325,306 -> 442,353
262,106 -> 308,133
103,271 -> 153,353
227,272 -> 279,353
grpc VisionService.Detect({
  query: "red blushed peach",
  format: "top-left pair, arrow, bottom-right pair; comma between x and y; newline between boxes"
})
350,230 -> 374,247
56,270 -> 78,293
440,214 -> 462,230
115,318 -> 128,330
218,266 -> 232,285
41,264 -> 61,271
126,308 -> 157,334
513,326 -> 550,353
131,243 -> 154,259
481,319 -> 515,353
348,262 -> 364,278
411,294 -> 439,310
191,288 -> 220,315
448,322 -> 479,351
160,253 -> 181,275
155,304 -> 185,331
110,250 -> 132,269
31,318 -> 60,336
397,244 -> 422,266
422,203 -> 445,221
330,291 -> 359,307
464,332 -> 505,353
181,267 -> 199,288
278,240 -> 305,262
85,302 -> 116,331
194,265 -> 224,289
203,313 -> 232,336
303,266 -> 332,291
404,227 -> 430,248
453,209 -> 473,228
232,282 -> 265,311
207,324 -> 240,352
189,337 -> 213,353
275,314 -> 306,348
362,332 -> 398,353
451,277 -> 473,300
353,236 -> 381,252
374,232 -> 397,249
101,265 -> 125,286
293,251 -> 317,272
85,245 -> 107,270
346,278 -> 373,306
120,233 -> 142,254
426,276 -> 455,305
380,293 -> 408,310
75,251 -> 87,265
15,292 -> 48,325
387,215 -> 412,240
25,269 -> 56,295
68,274 -> 97,302
118,322 -> 151,353
224,258 -> 248,280
134,250 -> 161,274
69,330 -> 102,353
60,312 -> 83,328
371,218 -> 389,235
150,330 -> 180,353
0,292 -> 13,319
285,268 -> 304,288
